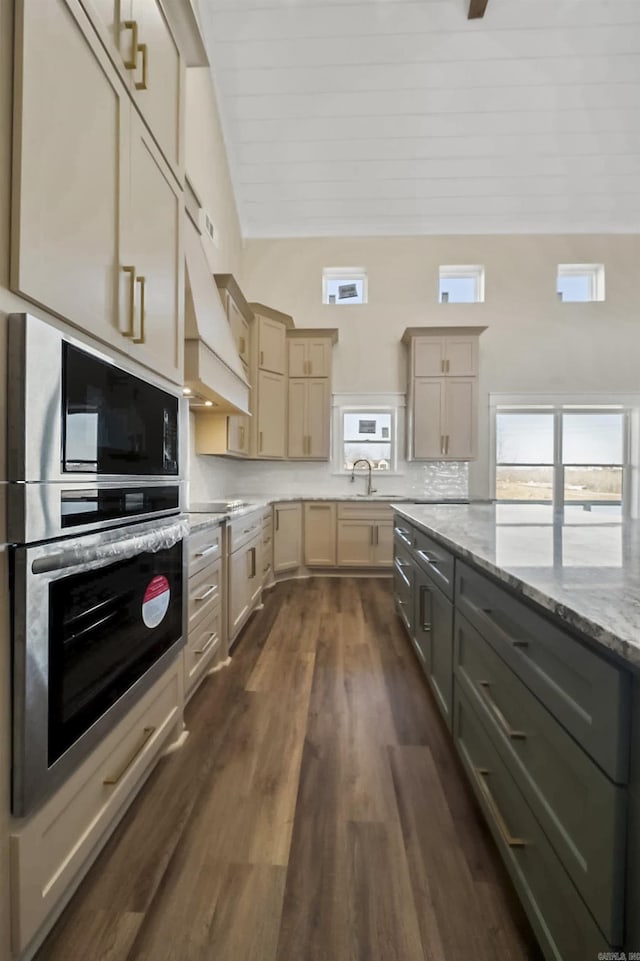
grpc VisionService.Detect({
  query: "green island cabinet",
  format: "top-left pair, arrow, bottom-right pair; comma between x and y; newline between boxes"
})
392,510 -> 637,961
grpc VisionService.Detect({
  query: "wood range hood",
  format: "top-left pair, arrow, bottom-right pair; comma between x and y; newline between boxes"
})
183,219 -> 250,415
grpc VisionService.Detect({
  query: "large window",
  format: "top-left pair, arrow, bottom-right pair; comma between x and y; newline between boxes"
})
496,408 -> 627,518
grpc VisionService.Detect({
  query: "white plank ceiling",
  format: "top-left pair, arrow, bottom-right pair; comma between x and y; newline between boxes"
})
197,0 -> 640,238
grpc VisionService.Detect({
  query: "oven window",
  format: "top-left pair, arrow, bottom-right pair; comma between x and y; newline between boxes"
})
62,343 -> 179,475
47,541 -> 183,765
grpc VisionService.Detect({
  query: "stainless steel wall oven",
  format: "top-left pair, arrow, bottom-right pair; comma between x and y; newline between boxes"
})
8,314 -> 188,816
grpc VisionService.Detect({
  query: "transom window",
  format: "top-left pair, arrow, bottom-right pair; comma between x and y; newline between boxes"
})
323,267 -> 367,305
557,264 -> 605,302
342,409 -> 394,471
496,407 -> 627,519
439,265 -> 485,304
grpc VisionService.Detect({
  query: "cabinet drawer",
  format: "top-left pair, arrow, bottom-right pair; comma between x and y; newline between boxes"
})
337,503 -> 392,520
229,510 -> 263,554
185,606 -> 222,695
455,611 -> 626,942
393,516 -> 414,549
188,524 -> 222,577
187,559 -> 221,634
393,539 -> 413,635
11,661 -> 181,953
455,561 -> 631,783
412,527 -> 455,600
454,686 -> 610,961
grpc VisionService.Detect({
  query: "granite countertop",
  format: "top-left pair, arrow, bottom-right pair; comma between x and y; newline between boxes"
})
393,503 -> 640,670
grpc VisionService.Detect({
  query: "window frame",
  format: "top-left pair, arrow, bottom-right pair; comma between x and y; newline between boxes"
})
335,404 -> 398,474
438,264 -> 485,304
556,263 -> 605,303
322,267 -> 368,306
494,405 -> 630,519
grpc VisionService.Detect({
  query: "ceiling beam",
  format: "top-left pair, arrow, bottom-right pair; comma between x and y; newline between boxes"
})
468,0 -> 489,18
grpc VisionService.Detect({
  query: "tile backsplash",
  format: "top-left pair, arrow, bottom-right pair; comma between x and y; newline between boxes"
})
189,415 -> 469,502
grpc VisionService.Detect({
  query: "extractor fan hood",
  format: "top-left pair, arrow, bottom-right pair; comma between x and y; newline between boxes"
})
183,218 -> 250,415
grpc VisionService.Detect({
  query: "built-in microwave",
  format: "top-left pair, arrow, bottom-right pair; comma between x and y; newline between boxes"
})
7,313 -> 187,542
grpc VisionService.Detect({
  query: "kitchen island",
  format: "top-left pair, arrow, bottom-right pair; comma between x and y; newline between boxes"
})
392,503 -> 640,961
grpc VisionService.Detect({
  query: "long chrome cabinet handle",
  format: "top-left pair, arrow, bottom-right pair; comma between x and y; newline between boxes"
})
103,726 -> 156,785
194,632 -> 218,656
194,584 -> 218,603
478,681 -> 527,741
474,767 -> 527,849
419,585 -> 432,632
195,544 -> 219,558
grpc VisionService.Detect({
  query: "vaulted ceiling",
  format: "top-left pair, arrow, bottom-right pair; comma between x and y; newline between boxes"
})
197,0 -> 640,238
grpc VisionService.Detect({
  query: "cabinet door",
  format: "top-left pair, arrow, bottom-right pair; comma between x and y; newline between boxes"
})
288,340 -> 307,378
125,113 -> 183,384
307,379 -> 330,459
336,521 -> 373,567
78,0 -> 127,57
445,378 -> 475,460
227,414 -> 250,456
372,520 -> 393,567
444,336 -> 477,376
257,371 -> 286,457
308,339 -> 332,377
246,540 -> 261,608
258,317 -> 286,374
414,337 -> 445,377
414,572 -> 454,728
228,546 -> 250,641
273,504 -> 302,573
227,296 -> 250,365
413,379 -> 445,459
129,0 -> 181,176
304,503 -> 336,566
287,379 -> 306,458
12,0 -> 127,351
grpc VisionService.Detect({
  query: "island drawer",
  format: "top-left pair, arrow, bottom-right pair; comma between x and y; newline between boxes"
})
228,509 -> 264,554
188,524 -> 222,577
393,538 -> 413,635
455,611 -> 626,943
187,559 -> 222,634
411,528 -> 455,600
455,561 -> 630,783
454,686 -> 610,961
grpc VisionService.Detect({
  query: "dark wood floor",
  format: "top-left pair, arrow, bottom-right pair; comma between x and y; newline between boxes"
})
36,578 -> 543,961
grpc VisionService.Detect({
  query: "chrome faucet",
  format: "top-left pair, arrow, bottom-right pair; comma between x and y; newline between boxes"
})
351,459 -> 377,496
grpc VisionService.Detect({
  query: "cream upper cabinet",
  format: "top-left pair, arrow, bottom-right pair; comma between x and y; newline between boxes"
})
124,112 -> 183,383
273,503 -> 302,573
288,336 -> 334,377
257,371 -> 286,458
304,503 -> 337,567
258,316 -> 286,375
413,334 -> 478,377
227,407 -> 250,456
12,0 -> 184,385
79,0 -> 182,179
288,379 -> 330,460
12,0 -> 126,352
228,298 -> 250,366
404,326 -> 486,462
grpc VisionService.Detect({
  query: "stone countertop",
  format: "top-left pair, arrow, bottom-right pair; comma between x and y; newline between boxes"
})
188,495 -> 469,526
393,503 -> 640,671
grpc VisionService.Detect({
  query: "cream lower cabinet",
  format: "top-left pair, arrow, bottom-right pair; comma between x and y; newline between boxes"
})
262,509 -> 274,585
185,524 -> 224,698
10,659 -> 183,955
413,378 -> 476,460
273,503 -> 302,573
256,371 -> 286,458
304,503 -> 337,566
288,379 -> 330,460
12,0 -> 183,385
336,505 -> 393,567
227,510 -> 264,644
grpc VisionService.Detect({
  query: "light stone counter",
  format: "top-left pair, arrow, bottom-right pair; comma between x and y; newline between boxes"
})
394,503 -> 640,670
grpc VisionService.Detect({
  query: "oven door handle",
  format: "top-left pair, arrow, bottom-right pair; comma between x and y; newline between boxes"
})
31,519 -> 187,575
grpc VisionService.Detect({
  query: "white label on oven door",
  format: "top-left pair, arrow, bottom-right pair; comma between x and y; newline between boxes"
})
142,576 -> 171,628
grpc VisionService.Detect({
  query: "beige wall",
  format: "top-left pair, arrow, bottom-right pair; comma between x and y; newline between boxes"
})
184,67 -> 244,280
242,234 -> 640,497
